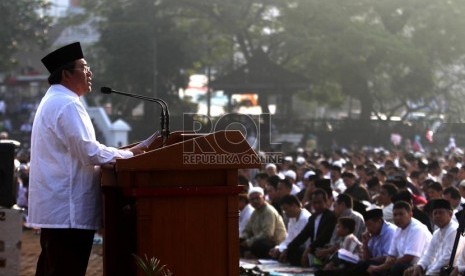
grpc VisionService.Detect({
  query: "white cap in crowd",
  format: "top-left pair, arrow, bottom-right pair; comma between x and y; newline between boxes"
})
284,156 -> 293,162
284,170 -> 297,180
304,170 -> 315,179
296,156 -> 306,165
266,163 -> 277,170
248,186 -> 264,196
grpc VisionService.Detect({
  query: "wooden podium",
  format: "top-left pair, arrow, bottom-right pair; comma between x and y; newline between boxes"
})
100,130 -> 260,276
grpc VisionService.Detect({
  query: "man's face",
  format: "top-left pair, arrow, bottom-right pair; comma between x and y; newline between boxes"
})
459,186 -> 465,199
342,177 -> 355,188
443,193 -> 460,209
64,58 -> 92,96
312,194 -> 326,214
393,207 -> 412,229
281,203 -> 299,218
266,167 -> 276,176
330,170 -> 340,181
333,201 -> 344,217
277,182 -> 291,198
427,188 -> 442,200
458,169 -> 465,180
377,188 -> 390,205
432,208 -> 452,229
365,219 -> 382,235
249,192 -> 265,209
266,184 -> 279,201
256,178 -> 268,189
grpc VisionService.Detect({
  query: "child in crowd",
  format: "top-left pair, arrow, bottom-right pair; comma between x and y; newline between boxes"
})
320,217 -> 363,272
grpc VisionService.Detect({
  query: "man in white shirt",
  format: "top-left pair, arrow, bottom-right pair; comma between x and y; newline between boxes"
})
330,165 -> 346,194
404,199 -> 463,276
28,42 -> 146,276
377,183 -> 398,223
239,193 -> 254,236
367,201 -> 432,275
269,195 -> 311,261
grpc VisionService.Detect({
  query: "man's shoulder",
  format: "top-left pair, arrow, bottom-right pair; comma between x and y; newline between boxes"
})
263,203 -> 281,216
409,218 -> 432,236
380,221 -> 397,236
349,209 -> 365,221
321,209 -> 337,221
300,208 -> 311,220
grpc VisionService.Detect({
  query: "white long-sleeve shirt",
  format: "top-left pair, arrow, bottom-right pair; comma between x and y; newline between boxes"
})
27,84 -> 133,230
277,208 -> 311,252
239,204 -> 254,236
418,220 -> 463,275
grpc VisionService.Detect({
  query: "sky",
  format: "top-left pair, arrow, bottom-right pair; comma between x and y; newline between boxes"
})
48,0 -> 69,17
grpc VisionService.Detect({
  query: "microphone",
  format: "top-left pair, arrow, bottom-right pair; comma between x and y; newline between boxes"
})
100,87 -> 170,140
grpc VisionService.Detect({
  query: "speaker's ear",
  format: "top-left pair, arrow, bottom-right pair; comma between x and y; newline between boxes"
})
0,143 -> 16,208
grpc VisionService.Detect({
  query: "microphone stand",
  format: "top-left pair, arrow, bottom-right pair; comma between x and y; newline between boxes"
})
100,87 -> 170,144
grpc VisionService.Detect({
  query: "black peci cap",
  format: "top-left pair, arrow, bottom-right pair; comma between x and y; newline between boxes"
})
41,42 -> 84,73
431,199 -> 452,211
363,208 -> 383,221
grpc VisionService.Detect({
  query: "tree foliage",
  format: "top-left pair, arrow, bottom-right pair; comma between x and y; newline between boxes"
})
77,0 -> 203,124
280,0 -> 465,121
0,0 -> 52,71
77,0 -> 465,124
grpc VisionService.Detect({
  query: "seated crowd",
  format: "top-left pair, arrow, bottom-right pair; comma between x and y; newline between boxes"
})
239,148 -> 465,276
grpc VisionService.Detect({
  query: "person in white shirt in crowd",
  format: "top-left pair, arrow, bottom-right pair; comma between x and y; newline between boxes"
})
319,160 -> 332,179
265,163 -> 278,177
451,211 -> 465,276
428,160 -> 447,183
239,193 -> 254,237
377,183 -> 398,223
269,195 -> 311,261
456,168 -> 465,188
457,180 -> 465,210
331,149 -> 346,169
279,156 -> 293,177
330,165 -> 346,194
443,186 -> 463,224
367,201 -> 432,275
296,168 -> 315,193
283,170 -> 301,195
404,199 -> 464,276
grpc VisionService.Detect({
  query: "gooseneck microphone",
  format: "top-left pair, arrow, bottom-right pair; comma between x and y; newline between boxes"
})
100,87 -> 170,140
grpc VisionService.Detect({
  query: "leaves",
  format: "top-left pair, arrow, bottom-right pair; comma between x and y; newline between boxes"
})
133,254 -> 172,276
280,0 -> 465,120
0,0 -> 52,71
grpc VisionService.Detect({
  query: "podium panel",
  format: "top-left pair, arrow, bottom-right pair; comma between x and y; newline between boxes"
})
101,131 -> 260,276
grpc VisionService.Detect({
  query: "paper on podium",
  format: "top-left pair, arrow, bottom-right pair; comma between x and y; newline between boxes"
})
138,130 -> 160,149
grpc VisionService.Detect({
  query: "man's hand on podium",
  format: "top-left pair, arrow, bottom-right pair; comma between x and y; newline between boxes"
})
128,143 -> 148,156
127,131 -> 161,156
138,131 -> 160,149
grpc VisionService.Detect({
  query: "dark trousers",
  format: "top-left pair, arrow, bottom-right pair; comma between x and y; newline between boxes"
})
35,228 -> 95,276
240,238 -> 275,259
315,259 -> 384,276
287,246 -> 305,266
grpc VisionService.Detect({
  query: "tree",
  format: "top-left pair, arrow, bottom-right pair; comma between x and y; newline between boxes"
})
280,0 -> 465,121
0,0 -> 51,71
76,0 -> 203,135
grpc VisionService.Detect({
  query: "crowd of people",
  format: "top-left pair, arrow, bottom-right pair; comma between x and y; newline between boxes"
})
3,39 -> 465,275
238,146 -> 465,276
